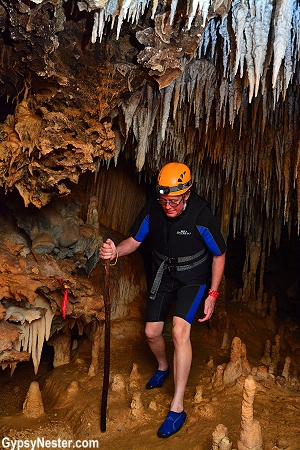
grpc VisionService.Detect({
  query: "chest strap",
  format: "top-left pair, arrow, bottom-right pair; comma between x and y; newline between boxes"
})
149,248 -> 208,300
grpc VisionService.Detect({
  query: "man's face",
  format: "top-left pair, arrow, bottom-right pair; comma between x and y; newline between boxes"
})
158,192 -> 190,217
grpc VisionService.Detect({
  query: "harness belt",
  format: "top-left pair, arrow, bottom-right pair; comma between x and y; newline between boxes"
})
149,248 -> 208,300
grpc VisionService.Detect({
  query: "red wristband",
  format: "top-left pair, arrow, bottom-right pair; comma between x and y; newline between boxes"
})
208,289 -> 219,299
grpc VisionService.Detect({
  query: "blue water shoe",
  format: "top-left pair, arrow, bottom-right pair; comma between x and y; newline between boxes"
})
146,364 -> 170,389
157,410 -> 187,438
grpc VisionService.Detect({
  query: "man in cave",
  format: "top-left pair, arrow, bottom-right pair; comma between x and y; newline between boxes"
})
99,162 -> 226,438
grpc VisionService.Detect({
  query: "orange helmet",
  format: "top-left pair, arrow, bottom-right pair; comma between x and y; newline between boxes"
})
157,162 -> 192,196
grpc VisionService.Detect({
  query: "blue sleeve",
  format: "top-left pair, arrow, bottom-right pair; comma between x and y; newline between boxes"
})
131,215 -> 150,242
197,225 -> 224,255
196,206 -> 227,255
129,197 -> 155,242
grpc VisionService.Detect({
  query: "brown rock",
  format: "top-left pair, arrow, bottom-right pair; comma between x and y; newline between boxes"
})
23,381 -> 45,418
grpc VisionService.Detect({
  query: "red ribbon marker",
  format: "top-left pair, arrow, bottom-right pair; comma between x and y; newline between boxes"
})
59,279 -> 68,319
62,289 -> 68,319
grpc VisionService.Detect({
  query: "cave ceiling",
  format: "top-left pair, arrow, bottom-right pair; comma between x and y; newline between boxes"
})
0,0 -> 300,250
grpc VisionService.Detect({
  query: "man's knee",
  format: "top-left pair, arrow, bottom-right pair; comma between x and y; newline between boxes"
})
145,322 -> 164,341
172,317 -> 191,345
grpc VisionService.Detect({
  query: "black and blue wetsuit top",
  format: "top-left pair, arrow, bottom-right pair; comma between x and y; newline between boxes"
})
129,191 -> 227,285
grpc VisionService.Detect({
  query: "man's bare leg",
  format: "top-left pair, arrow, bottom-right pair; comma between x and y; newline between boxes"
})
145,321 -> 169,371
170,316 -> 192,412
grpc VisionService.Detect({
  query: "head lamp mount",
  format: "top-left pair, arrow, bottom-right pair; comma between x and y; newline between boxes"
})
156,180 -> 192,195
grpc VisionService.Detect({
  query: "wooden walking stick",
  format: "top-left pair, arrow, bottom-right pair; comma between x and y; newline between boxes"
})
100,259 -> 111,432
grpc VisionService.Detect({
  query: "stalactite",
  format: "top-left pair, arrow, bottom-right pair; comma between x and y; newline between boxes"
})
244,13 -> 256,103
121,88 -> 144,137
6,297 -> 55,374
253,1 -> 273,98
272,0 -> 294,89
232,0 -> 248,78
218,16 -> 231,79
133,106 -> 149,171
15,0 -> 300,308
91,11 -> 99,44
169,0 -> 178,25
172,75 -> 182,121
80,0 -> 300,109
161,82 -> 175,142
186,0 -> 208,29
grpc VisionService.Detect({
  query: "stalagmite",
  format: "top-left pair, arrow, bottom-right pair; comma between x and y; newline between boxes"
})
281,356 -> 291,381
86,195 -> 100,229
261,293 -> 269,318
88,323 -> 102,377
111,374 -> 126,393
148,400 -> 157,410
48,328 -> 71,368
269,335 -> 281,375
130,391 -> 144,419
231,288 -> 238,302
223,337 -> 243,385
212,424 -> 232,450
129,363 -> 141,390
256,366 -> 268,379
242,241 -> 261,310
23,381 -> 45,418
221,332 -> 229,350
219,438 -> 232,450
266,296 -> 277,333
260,339 -> 271,367
241,342 -> 251,375
207,355 -> 214,368
66,380 -> 79,396
237,375 -> 263,450
194,385 -> 203,403
212,364 -> 225,389
237,289 -> 243,302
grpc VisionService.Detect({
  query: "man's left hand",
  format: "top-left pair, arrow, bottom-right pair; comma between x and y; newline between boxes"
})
198,296 -> 216,322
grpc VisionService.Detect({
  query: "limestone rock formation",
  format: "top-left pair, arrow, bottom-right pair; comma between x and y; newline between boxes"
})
0,0 -> 300,323
237,375 -> 263,450
223,337 -> 243,385
23,381 -> 45,418
130,391 -> 146,420
212,423 -> 233,449
0,195 -> 147,374
0,0 -> 300,397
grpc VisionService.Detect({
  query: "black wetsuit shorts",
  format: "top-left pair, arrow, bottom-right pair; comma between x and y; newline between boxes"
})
146,272 -> 206,325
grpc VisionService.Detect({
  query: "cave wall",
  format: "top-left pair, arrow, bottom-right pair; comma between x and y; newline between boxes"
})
0,174 -> 148,374
1,0 -> 300,373
83,159 -> 147,236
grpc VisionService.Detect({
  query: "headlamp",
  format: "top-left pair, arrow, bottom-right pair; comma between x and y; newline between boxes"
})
156,180 -> 192,195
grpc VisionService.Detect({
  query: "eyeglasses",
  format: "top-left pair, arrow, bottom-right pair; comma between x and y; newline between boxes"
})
158,197 -> 183,207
